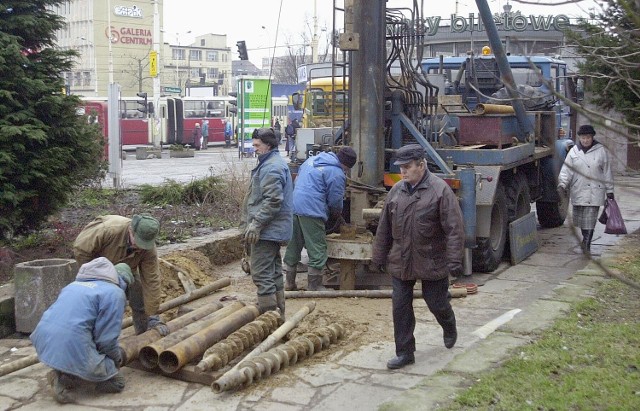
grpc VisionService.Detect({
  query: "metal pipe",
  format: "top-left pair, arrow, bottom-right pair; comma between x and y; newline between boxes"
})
196,311 -> 281,373
212,323 -> 344,392
121,277 -> 231,329
0,354 -> 38,378
119,302 -> 224,365
475,0 -> 532,140
158,305 -> 260,374
138,301 -> 245,369
285,289 -> 468,298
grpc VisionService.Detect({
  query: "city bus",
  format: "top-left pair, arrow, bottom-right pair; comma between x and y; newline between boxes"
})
291,77 -> 349,129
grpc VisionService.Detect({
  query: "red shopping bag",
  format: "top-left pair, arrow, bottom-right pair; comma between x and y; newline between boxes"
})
604,198 -> 627,235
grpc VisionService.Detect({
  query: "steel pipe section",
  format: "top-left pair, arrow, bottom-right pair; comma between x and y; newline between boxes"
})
138,301 -> 245,369
158,305 -> 260,374
118,302 -> 223,365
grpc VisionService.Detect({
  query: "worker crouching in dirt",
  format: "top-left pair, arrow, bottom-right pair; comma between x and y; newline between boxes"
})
30,258 -> 135,403
283,146 -> 357,291
73,214 -> 169,336
371,144 -> 465,370
241,128 -> 293,320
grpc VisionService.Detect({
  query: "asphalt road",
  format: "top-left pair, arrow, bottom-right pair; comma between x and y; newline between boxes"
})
105,145 -> 270,188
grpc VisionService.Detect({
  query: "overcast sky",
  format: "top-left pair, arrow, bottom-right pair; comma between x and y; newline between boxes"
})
162,0 -> 593,66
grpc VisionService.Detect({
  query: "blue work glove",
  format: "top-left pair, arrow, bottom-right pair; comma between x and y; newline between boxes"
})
147,315 -> 170,337
244,221 -> 261,245
606,192 -> 614,200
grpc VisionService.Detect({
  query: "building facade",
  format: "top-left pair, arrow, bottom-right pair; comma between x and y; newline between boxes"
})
420,4 -> 584,71
51,0 -> 232,97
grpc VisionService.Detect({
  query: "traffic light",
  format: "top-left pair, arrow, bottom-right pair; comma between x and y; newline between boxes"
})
137,92 -> 148,116
236,40 -> 248,61
228,92 -> 238,114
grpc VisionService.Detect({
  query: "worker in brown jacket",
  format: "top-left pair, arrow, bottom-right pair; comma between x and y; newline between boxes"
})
73,214 -> 168,336
372,144 -> 465,369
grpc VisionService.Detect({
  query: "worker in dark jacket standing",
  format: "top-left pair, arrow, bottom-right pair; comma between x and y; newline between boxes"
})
240,128 -> 293,319
371,144 -> 465,369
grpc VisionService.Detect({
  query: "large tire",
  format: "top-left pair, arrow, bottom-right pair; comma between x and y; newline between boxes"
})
536,198 -> 568,228
472,184 -> 508,273
505,173 -> 531,223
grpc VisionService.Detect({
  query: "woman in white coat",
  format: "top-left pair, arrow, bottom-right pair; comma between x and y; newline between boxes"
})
558,124 -> 614,252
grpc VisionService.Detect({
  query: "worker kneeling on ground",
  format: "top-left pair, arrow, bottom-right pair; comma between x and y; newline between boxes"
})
31,258 -> 135,403
371,144 -> 465,369
283,146 -> 357,291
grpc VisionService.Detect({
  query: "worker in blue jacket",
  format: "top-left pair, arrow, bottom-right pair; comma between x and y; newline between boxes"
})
30,257 -> 134,404
283,146 -> 357,291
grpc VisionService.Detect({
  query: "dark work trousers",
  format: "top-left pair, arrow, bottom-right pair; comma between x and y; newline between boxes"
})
250,239 -> 285,296
392,275 -> 452,356
127,274 -> 147,334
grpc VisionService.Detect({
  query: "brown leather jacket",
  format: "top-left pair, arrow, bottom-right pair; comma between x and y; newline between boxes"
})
372,171 -> 464,281
73,215 -> 160,315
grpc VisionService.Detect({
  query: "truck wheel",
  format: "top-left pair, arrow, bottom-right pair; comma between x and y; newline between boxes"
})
472,185 -> 508,273
536,198 -> 568,228
505,173 -> 531,222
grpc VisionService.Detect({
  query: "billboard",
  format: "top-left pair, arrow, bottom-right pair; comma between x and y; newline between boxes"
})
236,76 -> 272,155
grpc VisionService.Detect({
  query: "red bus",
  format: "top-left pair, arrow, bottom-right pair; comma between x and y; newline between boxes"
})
171,96 -> 231,146
81,96 -> 233,148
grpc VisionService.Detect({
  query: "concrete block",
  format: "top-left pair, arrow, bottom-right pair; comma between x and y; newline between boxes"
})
13,259 -> 77,334
0,283 -> 15,338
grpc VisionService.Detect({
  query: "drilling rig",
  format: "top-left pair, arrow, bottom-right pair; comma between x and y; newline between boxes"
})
293,0 -> 575,288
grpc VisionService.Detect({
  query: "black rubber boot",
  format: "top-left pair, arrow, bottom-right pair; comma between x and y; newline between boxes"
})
284,263 -> 297,291
257,294 -> 278,314
275,289 -> 286,322
307,267 -> 328,291
581,229 -> 594,253
585,229 -> 594,252
435,308 -> 457,349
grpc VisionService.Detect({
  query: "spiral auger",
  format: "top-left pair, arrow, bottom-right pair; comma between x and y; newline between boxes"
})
212,323 -> 345,392
196,310 -> 281,373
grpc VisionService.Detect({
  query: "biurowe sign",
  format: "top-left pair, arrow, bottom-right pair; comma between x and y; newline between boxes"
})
422,12 -> 572,36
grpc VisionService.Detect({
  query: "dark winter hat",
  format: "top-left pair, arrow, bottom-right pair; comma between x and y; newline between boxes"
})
337,146 -> 357,168
577,124 -> 596,136
131,214 -> 160,250
252,128 -> 278,149
393,144 -> 425,165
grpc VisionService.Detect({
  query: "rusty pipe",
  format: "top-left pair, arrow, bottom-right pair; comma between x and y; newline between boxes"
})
138,301 -> 245,369
196,311 -> 281,373
158,305 -> 260,374
118,302 -> 224,365
285,289 -> 467,298
473,103 -> 515,115
0,354 -> 39,378
121,277 -> 231,329
212,323 -> 344,392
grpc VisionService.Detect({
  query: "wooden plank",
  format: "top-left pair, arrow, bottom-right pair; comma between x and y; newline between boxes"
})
177,271 -> 197,293
126,360 -> 222,386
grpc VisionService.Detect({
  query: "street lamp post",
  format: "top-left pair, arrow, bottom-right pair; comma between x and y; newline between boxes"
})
175,31 -> 192,96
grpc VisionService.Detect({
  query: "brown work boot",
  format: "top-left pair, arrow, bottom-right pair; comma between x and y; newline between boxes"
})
47,370 -> 75,404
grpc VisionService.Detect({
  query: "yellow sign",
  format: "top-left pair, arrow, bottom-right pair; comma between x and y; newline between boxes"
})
149,50 -> 158,77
